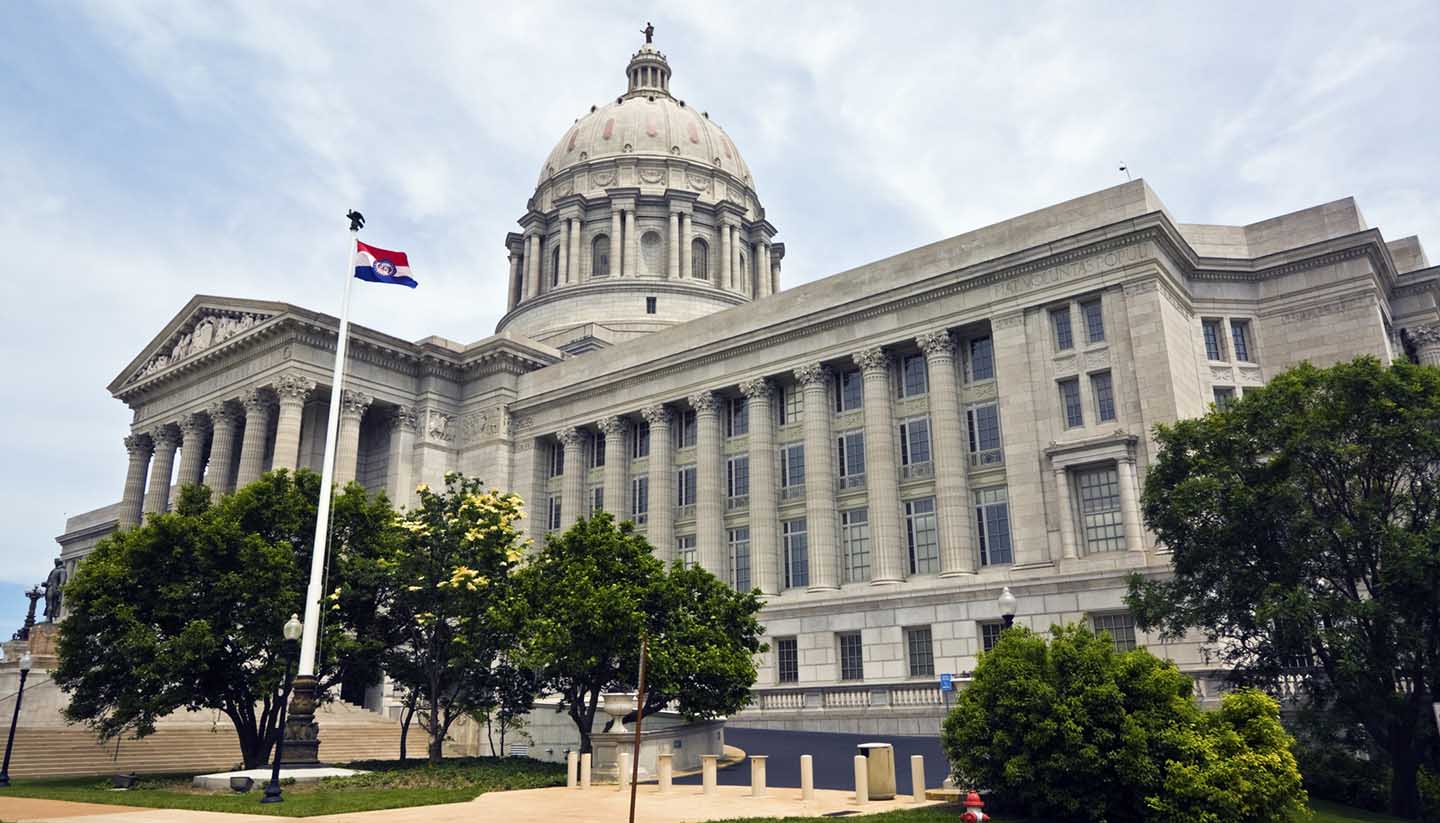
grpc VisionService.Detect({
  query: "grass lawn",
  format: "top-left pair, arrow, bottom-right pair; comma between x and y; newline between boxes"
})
712,798 -> 1407,823
0,756 -> 565,817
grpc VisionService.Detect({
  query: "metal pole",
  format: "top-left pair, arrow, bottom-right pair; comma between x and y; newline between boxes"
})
0,669 -> 29,787
262,647 -> 297,803
627,635 -> 648,823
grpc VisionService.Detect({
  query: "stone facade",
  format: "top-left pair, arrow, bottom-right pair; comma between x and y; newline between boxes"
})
57,37 -> 1440,735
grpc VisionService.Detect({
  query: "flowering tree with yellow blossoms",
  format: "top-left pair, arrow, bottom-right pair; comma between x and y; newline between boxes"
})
375,473 -> 533,764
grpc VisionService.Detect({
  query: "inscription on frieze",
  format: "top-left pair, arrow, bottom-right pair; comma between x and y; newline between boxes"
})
992,245 -> 1143,300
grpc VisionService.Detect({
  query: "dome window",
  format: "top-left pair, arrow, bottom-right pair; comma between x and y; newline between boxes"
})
692,238 -> 709,281
592,234 -> 610,277
646,297 -> 657,315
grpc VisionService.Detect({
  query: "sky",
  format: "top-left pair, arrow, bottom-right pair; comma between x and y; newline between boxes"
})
1,1 -> 1437,626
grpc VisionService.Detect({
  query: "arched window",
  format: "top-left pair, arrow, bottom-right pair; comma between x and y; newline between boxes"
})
551,246 -> 561,288
692,238 -> 709,280
592,234 -> 610,277
738,252 -> 748,293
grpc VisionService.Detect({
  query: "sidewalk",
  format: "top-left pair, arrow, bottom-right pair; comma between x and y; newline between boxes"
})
0,784 -> 944,822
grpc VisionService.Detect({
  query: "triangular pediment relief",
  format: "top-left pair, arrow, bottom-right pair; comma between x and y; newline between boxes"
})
114,296 -> 290,391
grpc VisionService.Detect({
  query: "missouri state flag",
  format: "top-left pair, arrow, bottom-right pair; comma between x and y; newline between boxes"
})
354,240 -> 418,288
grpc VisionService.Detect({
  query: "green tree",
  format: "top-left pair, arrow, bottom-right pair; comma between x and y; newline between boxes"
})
375,474 -> 532,764
1127,357 -> 1440,818
941,624 -> 1305,823
508,514 -> 765,754
55,471 -> 398,768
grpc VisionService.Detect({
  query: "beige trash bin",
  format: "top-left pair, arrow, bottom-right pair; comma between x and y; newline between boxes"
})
857,742 -> 897,800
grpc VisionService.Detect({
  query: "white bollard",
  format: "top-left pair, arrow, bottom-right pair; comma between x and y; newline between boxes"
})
750,754 -> 768,797
618,751 -> 631,793
657,753 -> 673,793
567,750 -> 578,788
580,752 -> 592,789
800,754 -> 815,802
853,754 -> 869,804
702,753 -> 719,795
910,754 -> 925,803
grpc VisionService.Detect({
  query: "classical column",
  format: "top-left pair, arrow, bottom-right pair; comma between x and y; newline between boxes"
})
118,433 -> 152,528
610,208 -> 623,277
720,222 -> 733,290
387,406 -> 418,509
732,229 -> 744,293
235,388 -> 274,489
667,211 -> 680,279
599,416 -> 630,520
624,209 -> 638,277
174,414 -> 208,489
795,363 -> 839,591
1054,468 -> 1078,560
333,390 -> 372,486
507,252 -> 522,309
757,243 -> 771,298
570,218 -> 582,283
559,427 -> 587,525
272,373 -> 315,473
642,405 -> 675,562
559,220 -> 571,286
1413,325 -> 1440,366
771,255 -> 781,294
1116,457 -> 1145,555
917,330 -> 975,575
205,401 -> 240,494
691,391 -> 726,580
526,233 -> 541,297
143,425 -> 180,515
741,378 -> 780,595
680,213 -> 692,280
855,347 -> 904,584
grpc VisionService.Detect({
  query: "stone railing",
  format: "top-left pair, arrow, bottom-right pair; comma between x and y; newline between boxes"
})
743,681 -> 968,714
726,495 -> 749,512
676,504 -> 696,521
970,449 -> 1005,468
838,474 -> 867,491
780,485 -> 805,501
900,462 -> 933,481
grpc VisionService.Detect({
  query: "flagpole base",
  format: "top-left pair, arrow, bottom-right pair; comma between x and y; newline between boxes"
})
279,675 -> 322,766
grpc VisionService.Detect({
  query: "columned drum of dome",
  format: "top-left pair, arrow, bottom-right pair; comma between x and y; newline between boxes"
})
495,35 -> 783,354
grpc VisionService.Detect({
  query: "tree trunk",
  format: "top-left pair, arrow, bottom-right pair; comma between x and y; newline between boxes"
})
230,714 -> 268,770
399,696 -> 417,761
1388,738 -> 1421,819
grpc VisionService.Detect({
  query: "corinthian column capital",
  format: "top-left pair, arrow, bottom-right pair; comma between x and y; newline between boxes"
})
390,405 -> 419,432
1409,324 -> 1440,345
916,329 -> 956,358
641,404 -> 672,426
124,432 -> 153,457
149,424 -> 181,450
339,390 -> 373,419
688,390 -> 720,415
793,363 -> 831,388
177,413 -> 208,439
207,400 -> 238,427
557,426 -> 586,448
597,416 -> 629,438
738,377 -> 773,401
853,346 -> 890,374
273,373 -> 317,405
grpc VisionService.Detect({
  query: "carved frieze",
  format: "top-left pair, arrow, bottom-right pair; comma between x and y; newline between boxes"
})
1237,366 -> 1264,384
1209,365 -> 1234,383
686,171 -> 711,192
131,310 -> 272,383
423,408 -> 453,442
962,381 -> 999,402
638,166 -> 665,185
1053,354 -> 1077,375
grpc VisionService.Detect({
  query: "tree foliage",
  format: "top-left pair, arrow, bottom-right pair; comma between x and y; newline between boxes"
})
55,471 -> 397,768
1127,357 -> 1440,817
941,624 -> 1306,823
507,514 -> 765,753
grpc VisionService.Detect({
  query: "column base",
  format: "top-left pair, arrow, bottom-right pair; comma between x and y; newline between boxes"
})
806,585 -> 840,593
868,576 -> 904,586
279,675 -> 322,766
939,570 -> 978,578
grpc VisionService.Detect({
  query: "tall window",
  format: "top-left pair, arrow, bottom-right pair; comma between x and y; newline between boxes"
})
966,403 -> 1003,466
726,455 -> 750,500
727,397 -> 749,437
591,234 -> 610,277
1092,613 -> 1138,652
905,497 -> 940,575
1081,298 -> 1105,343
549,443 -> 565,477
898,354 -> 928,398
966,336 -> 995,382
675,409 -> 697,448
677,465 -> 697,507
779,443 -> 805,491
676,535 -> 697,568
838,631 -> 864,681
837,430 -> 866,488
631,422 -> 650,459
906,627 -> 935,677
547,495 -> 562,531
729,527 -> 751,591
779,384 -> 803,426
1213,386 -> 1236,408
1091,371 -> 1116,422
782,518 -> 809,589
776,637 -> 798,683
1077,466 -> 1125,553
1202,319 -> 1225,361
980,621 -> 1004,653
691,238 -> 709,280
550,246 -> 561,287
835,369 -> 864,412
590,435 -> 606,468
974,487 -> 1012,566
1051,306 -> 1074,351
1059,377 -> 1084,428
899,417 -> 932,466
1230,319 -> 1253,362
840,507 -> 870,584
631,476 -> 649,521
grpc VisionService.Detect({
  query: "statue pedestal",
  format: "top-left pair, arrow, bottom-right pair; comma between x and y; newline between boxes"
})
26,623 -> 60,659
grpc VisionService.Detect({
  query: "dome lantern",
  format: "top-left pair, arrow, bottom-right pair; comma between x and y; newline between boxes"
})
625,27 -> 672,98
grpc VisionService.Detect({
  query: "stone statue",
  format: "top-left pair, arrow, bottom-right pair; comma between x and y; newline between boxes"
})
642,22 -> 654,44
43,559 -> 66,622
191,317 -> 215,352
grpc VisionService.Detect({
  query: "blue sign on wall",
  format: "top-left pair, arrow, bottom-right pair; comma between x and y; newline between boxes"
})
940,673 -> 954,692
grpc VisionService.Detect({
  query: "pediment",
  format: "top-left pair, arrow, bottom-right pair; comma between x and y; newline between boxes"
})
111,296 -> 291,392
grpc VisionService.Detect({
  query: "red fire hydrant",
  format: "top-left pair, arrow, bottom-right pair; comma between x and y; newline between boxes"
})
959,790 -> 989,822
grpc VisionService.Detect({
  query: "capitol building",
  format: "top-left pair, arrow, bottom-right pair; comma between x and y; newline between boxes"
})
58,36 -> 1440,736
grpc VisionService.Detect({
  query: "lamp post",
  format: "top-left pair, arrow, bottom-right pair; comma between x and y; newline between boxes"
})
0,653 -> 34,788
998,586 -> 1017,630
262,615 -> 304,805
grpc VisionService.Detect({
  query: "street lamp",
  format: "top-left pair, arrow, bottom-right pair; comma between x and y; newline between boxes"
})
998,587 -> 1017,630
0,653 -> 34,788
262,615 -> 304,805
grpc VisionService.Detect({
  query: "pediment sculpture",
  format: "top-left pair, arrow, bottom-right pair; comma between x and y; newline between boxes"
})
131,310 -> 271,383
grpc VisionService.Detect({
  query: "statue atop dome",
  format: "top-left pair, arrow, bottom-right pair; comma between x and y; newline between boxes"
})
642,22 -> 654,44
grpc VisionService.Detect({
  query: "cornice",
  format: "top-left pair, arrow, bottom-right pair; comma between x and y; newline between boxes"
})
495,278 -> 749,332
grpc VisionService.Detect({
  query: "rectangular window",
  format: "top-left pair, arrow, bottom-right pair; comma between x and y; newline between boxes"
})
906,627 -> 935,677
966,403 -> 1003,466
549,442 -> 565,477
727,397 -> 749,437
1091,371 -> 1116,422
1230,320 -> 1253,362
645,296 -> 657,315
974,486 -> 1013,566
837,430 -> 866,488
1081,298 -> 1105,344
1077,467 -> 1125,553
840,507 -> 871,584
590,486 -> 604,515
899,417 -> 932,467
1202,319 -> 1225,361
838,631 -> 864,681
779,443 -> 806,491
1213,386 -> 1236,408
1051,306 -> 1074,351
631,422 -> 651,459
547,495 -> 562,531
1092,613 -> 1138,652
966,336 -> 995,382
631,476 -> 649,521
782,518 -> 809,589
898,354 -> 928,398
1059,377 -> 1084,428
776,637 -> 799,684
677,465 -> 697,507
590,435 -> 606,468
676,535 -> 697,569
675,409 -> 697,449
779,384 -> 803,426
729,527 -> 751,591
905,497 -> 940,575
835,369 -> 864,412
979,621 -> 1004,653
726,455 -> 750,501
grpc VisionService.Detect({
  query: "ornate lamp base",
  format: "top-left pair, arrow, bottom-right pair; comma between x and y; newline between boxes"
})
279,675 -> 321,766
